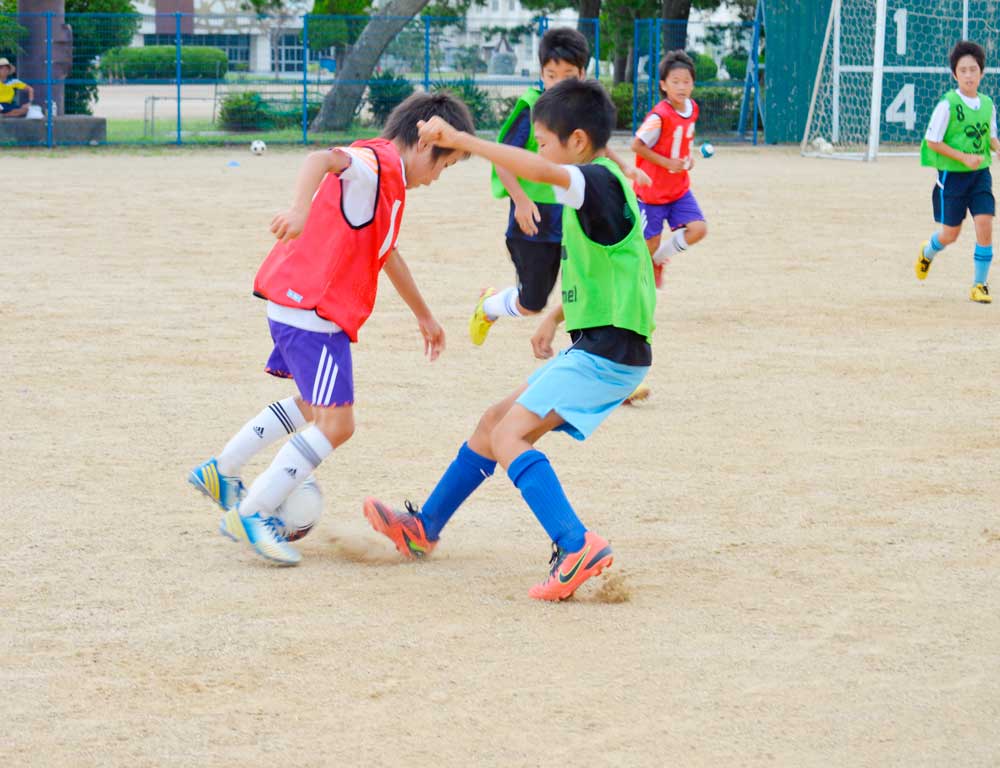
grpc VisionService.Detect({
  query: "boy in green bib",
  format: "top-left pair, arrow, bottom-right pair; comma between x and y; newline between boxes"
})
472,27 -> 648,347
362,80 -> 655,601
917,40 -> 1000,303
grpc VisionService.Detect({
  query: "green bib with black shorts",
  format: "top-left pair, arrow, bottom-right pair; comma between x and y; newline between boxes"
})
921,90 -> 994,172
560,157 -> 656,342
490,87 -> 558,204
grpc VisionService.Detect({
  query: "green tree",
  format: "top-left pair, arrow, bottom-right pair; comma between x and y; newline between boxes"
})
309,0 -> 371,66
65,0 -> 140,114
0,1 -> 27,58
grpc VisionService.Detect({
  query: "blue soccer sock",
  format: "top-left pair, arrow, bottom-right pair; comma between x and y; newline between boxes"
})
974,243 -> 993,284
508,449 -> 586,552
924,232 -> 945,260
420,442 -> 496,540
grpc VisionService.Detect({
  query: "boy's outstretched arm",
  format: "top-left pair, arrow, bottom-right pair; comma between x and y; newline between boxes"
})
419,117 -> 572,189
497,165 -> 541,236
604,145 -> 652,186
383,248 -> 445,361
271,148 -> 352,242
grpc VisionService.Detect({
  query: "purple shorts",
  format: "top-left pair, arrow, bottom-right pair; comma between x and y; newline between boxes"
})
639,191 -> 705,239
265,320 -> 355,407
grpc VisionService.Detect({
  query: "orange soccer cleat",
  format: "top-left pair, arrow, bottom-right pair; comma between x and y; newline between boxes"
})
528,531 -> 613,601
362,497 -> 437,559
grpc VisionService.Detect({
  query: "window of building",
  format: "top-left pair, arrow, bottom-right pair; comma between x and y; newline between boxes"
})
272,33 -> 305,73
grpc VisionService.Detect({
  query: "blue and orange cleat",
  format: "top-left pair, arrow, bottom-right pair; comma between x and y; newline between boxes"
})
362,497 -> 436,559
189,457 -> 245,511
528,530 -> 613,602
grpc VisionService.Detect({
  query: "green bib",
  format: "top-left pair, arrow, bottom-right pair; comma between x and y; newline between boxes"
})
490,87 -> 557,204
560,157 -> 656,342
920,90 -> 994,171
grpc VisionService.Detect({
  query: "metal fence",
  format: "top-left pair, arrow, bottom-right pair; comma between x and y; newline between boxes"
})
0,11 -> 762,147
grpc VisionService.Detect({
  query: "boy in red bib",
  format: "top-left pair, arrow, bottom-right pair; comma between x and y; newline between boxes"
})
188,93 -> 475,566
632,51 -> 708,289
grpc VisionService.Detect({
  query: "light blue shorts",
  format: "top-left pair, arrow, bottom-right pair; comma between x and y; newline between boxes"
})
516,349 -> 650,441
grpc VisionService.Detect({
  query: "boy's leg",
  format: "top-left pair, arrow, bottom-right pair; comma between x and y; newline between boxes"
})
472,241 -> 561,345
971,213 -> 994,302
640,201 -> 668,289
494,404 -> 613,601
224,322 -> 355,564
919,171 -> 963,278
653,192 -> 707,264
362,387 -> 526,557
216,397 -> 310,476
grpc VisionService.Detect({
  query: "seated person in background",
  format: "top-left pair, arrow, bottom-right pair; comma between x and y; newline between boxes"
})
0,58 -> 33,118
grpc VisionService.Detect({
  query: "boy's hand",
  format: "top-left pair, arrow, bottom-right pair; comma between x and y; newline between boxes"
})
963,152 -> 983,170
271,207 -> 307,242
514,198 -> 541,236
419,315 -> 445,361
417,117 -> 461,149
624,165 -> 652,187
531,315 -> 558,360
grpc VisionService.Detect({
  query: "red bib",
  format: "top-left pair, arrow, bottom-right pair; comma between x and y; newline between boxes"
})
635,98 -> 699,205
254,138 -> 406,342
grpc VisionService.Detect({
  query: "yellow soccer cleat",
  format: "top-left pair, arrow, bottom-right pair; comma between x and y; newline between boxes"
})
970,283 -> 992,303
623,383 -> 650,405
469,287 -> 497,346
915,243 -> 933,280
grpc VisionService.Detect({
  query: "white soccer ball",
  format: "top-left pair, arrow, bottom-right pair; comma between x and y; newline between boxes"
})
819,139 -> 834,155
273,475 -> 323,541
250,139 -> 267,155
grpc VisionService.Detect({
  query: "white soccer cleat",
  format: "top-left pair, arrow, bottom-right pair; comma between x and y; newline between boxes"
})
240,512 -> 301,566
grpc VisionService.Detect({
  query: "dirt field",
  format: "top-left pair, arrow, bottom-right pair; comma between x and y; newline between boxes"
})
3,144 -> 999,767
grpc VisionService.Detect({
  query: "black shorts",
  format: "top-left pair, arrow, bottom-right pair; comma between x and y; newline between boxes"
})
507,237 -> 562,312
0,101 -> 21,113
932,167 -> 995,227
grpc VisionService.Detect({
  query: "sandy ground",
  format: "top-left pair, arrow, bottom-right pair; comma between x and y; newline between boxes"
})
3,144 -> 999,767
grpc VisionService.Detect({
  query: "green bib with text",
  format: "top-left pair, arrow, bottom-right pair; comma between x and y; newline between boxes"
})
920,90 -> 993,171
559,157 -> 656,342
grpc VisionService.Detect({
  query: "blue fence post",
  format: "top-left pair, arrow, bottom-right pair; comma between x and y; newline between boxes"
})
632,20 -> 640,134
45,12 -> 53,148
648,20 -> 656,118
593,19 -> 600,80
423,16 -> 431,91
302,14 -> 309,144
175,12 -> 182,145
739,2 -> 764,144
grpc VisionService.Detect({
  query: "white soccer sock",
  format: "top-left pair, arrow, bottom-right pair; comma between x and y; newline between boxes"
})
217,397 -> 307,476
239,426 -> 333,517
482,286 -> 523,321
653,229 -> 689,265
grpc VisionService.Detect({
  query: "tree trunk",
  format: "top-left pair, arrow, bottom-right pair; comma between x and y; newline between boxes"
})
660,0 -> 692,53
613,52 -> 627,85
312,0 -> 430,132
577,0 -> 601,65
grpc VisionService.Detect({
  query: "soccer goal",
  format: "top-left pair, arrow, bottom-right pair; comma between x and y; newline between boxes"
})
802,0 -> 1000,160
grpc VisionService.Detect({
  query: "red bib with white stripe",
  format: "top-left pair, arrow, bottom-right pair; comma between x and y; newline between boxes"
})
635,98 -> 699,205
253,138 -> 406,342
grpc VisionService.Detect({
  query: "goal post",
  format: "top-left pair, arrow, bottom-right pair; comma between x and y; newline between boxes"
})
802,0 -> 1000,160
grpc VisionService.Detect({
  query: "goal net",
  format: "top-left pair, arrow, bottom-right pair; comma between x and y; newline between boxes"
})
802,0 -> 1000,160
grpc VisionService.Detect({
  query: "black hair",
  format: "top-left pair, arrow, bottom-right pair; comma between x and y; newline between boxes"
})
659,50 -> 696,82
538,27 -> 590,71
950,40 -> 986,74
533,78 -> 615,151
382,91 -> 475,160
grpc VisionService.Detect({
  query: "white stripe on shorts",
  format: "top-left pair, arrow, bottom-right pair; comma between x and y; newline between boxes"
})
322,363 -> 340,406
312,346 -> 328,404
316,351 -> 334,406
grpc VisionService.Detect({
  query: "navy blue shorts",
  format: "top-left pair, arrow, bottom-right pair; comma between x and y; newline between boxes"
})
932,167 -> 995,226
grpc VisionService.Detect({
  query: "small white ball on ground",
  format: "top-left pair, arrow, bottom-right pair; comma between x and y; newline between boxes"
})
700,141 -> 715,159
819,140 -> 834,155
272,475 -> 323,541
250,139 -> 267,155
